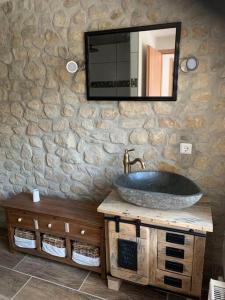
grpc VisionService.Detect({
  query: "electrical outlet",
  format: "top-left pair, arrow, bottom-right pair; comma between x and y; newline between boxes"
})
180,143 -> 192,155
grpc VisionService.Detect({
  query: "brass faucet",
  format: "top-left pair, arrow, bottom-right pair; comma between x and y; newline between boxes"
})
123,149 -> 146,174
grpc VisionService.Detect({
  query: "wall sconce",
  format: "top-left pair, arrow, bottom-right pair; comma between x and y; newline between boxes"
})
66,60 -> 78,74
180,56 -> 199,73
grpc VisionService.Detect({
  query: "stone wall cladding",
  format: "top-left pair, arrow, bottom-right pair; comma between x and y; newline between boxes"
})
0,0 -> 225,265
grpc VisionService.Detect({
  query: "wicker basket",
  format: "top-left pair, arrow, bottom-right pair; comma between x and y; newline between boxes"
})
42,234 -> 65,248
72,241 -> 100,258
15,228 -> 35,240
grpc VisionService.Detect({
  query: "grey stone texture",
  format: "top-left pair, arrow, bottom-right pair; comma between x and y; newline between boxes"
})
114,171 -> 203,209
0,0 -> 224,268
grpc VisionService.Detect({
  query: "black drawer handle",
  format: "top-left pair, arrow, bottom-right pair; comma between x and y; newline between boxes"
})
165,260 -> 184,273
166,232 -> 185,245
164,275 -> 182,288
166,247 -> 184,259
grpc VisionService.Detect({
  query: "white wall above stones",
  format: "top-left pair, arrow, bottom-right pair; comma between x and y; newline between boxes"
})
0,0 -> 225,266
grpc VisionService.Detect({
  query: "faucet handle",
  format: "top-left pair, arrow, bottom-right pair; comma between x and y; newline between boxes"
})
125,148 -> 135,153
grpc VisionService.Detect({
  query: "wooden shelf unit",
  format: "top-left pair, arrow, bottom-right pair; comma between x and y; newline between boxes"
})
0,193 -> 106,278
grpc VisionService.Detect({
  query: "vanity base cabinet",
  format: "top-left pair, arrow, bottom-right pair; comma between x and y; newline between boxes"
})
106,218 -> 206,298
0,193 -> 106,279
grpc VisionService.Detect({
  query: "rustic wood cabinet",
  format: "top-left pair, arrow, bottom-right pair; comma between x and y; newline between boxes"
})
98,191 -> 213,299
0,193 -> 106,278
106,218 -> 205,297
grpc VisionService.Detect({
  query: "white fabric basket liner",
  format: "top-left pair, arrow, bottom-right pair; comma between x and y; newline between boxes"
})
42,242 -> 66,258
14,235 -> 36,249
72,251 -> 100,267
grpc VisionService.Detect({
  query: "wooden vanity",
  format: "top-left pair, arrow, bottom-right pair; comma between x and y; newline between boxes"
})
0,193 -> 106,278
98,190 -> 213,298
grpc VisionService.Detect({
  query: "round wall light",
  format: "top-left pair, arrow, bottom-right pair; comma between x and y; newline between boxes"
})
180,56 -> 199,72
66,60 -> 78,74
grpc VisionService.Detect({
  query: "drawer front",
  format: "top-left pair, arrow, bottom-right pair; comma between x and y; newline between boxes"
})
69,223 -> 101,244
158,230 -> 194,248
8,211 -> 35,229
158,256 -> 192,276
155,269 -> 191,294
158,242 -> 193,262
38,216 -> 65,234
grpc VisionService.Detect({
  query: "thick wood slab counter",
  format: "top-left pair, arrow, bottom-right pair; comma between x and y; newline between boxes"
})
97,190 -> 213,233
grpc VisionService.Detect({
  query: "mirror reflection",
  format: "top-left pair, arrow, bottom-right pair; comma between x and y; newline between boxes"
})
86,23 -> 181,100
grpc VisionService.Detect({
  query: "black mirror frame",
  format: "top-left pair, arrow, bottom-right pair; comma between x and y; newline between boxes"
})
84,22 -> 182,101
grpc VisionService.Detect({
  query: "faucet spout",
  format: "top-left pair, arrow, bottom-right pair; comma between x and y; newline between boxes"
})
129,158 -> 146,173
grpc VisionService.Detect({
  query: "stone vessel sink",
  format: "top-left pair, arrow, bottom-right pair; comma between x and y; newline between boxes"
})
114,171 -> 203,210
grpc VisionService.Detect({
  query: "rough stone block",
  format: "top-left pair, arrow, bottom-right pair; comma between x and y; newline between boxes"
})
110,129 -> 128,145
119,102 -> 150,118
42,89 -> 61,105
129,129 -> 148,145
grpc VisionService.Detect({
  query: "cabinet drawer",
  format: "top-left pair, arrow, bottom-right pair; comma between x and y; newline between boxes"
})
158,256 -> 192,276
158,230 -> 194,248
155,269 -> 191,294
69,223 -> 101,244
8,211 -> 35,229
38,216 -> 65,234
158,242 -> 193,262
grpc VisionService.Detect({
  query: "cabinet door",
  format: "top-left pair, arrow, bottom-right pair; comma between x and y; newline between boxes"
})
108,221 -> 149,285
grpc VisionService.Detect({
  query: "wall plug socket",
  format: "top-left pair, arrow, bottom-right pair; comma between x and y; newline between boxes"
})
180,143 -> 192,155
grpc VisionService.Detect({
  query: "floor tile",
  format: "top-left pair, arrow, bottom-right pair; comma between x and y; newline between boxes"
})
14,277 -> 99,300
15,255 -> 89,290
167,293 -> 186,300
81,273 -> 166,300
0,265 -> 30,299
0,239 -> 25,268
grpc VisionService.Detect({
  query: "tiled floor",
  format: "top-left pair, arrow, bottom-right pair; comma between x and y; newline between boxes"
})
0,238 -> 201,300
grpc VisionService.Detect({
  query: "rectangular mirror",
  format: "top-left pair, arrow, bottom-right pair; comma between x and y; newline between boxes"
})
85,22 -> 181,101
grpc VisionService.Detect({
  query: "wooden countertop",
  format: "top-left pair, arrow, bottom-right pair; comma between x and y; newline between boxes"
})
97,190 -> 213,233
0,193 -> 104,228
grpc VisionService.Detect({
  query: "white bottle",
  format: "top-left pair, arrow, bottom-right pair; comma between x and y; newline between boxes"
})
32,189 -> 40,203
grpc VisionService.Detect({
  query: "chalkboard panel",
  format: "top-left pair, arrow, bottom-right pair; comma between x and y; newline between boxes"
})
118,239 -> 137,271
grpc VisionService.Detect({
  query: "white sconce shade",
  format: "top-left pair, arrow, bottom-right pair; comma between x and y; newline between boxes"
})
180,56 -> 199,72
66,61 -> 78,73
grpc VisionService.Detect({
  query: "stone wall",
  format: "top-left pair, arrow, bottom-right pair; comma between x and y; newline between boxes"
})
0,0 -> 225,266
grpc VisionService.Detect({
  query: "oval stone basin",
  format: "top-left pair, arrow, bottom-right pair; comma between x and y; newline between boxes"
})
114,171 -> 203,210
